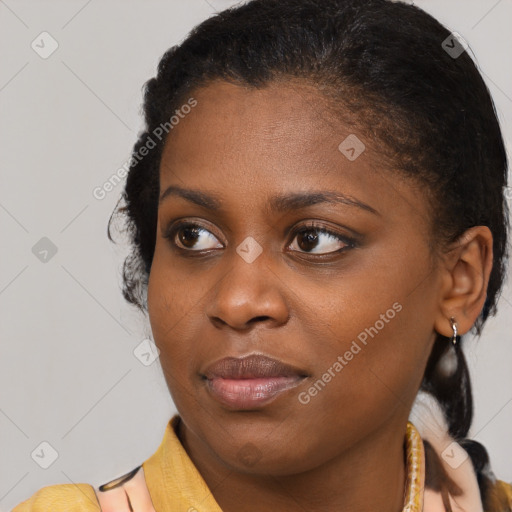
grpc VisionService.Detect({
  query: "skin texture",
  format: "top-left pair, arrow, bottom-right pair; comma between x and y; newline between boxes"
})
147,81 -> 493,511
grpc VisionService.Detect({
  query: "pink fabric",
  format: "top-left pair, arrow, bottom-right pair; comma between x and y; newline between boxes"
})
94,466 -> 156,512
94,397 -> 486,511
411,393 -> 484,511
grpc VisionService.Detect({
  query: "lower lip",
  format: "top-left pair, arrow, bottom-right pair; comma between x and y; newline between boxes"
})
205,376 -> 304,409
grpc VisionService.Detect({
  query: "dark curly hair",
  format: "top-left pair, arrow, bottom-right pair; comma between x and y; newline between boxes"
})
108,0 -> 509,508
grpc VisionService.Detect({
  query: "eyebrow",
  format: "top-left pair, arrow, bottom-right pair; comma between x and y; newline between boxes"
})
159,185 -> 379,216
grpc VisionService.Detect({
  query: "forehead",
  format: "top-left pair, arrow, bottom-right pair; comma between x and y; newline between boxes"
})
164,81 -> 338,166
159,80 -> 429,226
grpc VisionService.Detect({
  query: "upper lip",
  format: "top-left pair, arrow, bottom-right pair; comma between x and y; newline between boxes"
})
202,354 -> 308,380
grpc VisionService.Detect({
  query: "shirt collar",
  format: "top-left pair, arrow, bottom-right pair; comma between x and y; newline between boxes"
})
143,415 -> 426,511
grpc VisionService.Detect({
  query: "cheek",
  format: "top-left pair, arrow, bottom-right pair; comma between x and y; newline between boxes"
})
147,248 -> 199,369
293,245 -> 436,413
292,298 -> 427,463
147,257 -> 209,413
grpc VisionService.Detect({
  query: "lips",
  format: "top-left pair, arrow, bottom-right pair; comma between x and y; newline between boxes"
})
202,354 -> 308,410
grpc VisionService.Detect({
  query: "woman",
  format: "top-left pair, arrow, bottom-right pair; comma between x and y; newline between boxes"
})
13,0 -> 511,510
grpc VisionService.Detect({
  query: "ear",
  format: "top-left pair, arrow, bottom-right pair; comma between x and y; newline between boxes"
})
434,226 -> 493,337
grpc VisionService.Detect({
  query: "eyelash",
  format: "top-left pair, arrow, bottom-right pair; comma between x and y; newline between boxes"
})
164,220 -> 357,257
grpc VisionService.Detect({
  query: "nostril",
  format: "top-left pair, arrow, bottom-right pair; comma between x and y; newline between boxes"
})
211,317 -> 228,328
249,316 -> 272,323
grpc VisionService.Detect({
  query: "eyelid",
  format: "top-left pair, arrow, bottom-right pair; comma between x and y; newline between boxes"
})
287,221 -> 357,252
163,219 -> 225,250
163,218 -> 359,254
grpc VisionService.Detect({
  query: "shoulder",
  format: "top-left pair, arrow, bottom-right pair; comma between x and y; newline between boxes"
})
11,483 -> 100,512
12,465 -> 157,512
492,478 -> 512,504
481,478 -> 512,510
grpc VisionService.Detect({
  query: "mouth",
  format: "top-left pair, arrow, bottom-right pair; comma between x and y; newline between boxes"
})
202,354 -> 309,410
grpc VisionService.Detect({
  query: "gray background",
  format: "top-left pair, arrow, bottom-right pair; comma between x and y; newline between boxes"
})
1,0 -> 511,510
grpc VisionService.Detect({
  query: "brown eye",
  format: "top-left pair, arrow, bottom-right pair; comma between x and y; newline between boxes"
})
178,226 -> 201,248
167,222 -> 223,251
289,227 -> 353,255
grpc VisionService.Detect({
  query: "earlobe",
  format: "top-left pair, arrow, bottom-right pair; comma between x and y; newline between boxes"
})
434,226 -> 493,337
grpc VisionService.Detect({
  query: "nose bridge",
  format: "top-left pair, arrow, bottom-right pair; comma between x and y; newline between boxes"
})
228,238 -> 268,292
207,238 -> 289,329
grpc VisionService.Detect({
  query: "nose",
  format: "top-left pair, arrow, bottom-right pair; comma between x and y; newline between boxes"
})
206,249 -> 289,331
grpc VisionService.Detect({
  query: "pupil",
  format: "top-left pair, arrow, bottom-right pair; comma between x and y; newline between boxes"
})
299,230 -> 318,251
180,227 -> 200,248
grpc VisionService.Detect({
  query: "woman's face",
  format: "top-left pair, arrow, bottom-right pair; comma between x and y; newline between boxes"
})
147,80 -> 443,475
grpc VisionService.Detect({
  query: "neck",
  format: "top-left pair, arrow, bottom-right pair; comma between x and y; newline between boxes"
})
177,415 -> 408,512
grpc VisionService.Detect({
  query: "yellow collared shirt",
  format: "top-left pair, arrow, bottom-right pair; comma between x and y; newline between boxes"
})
12,416 -> 512,511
